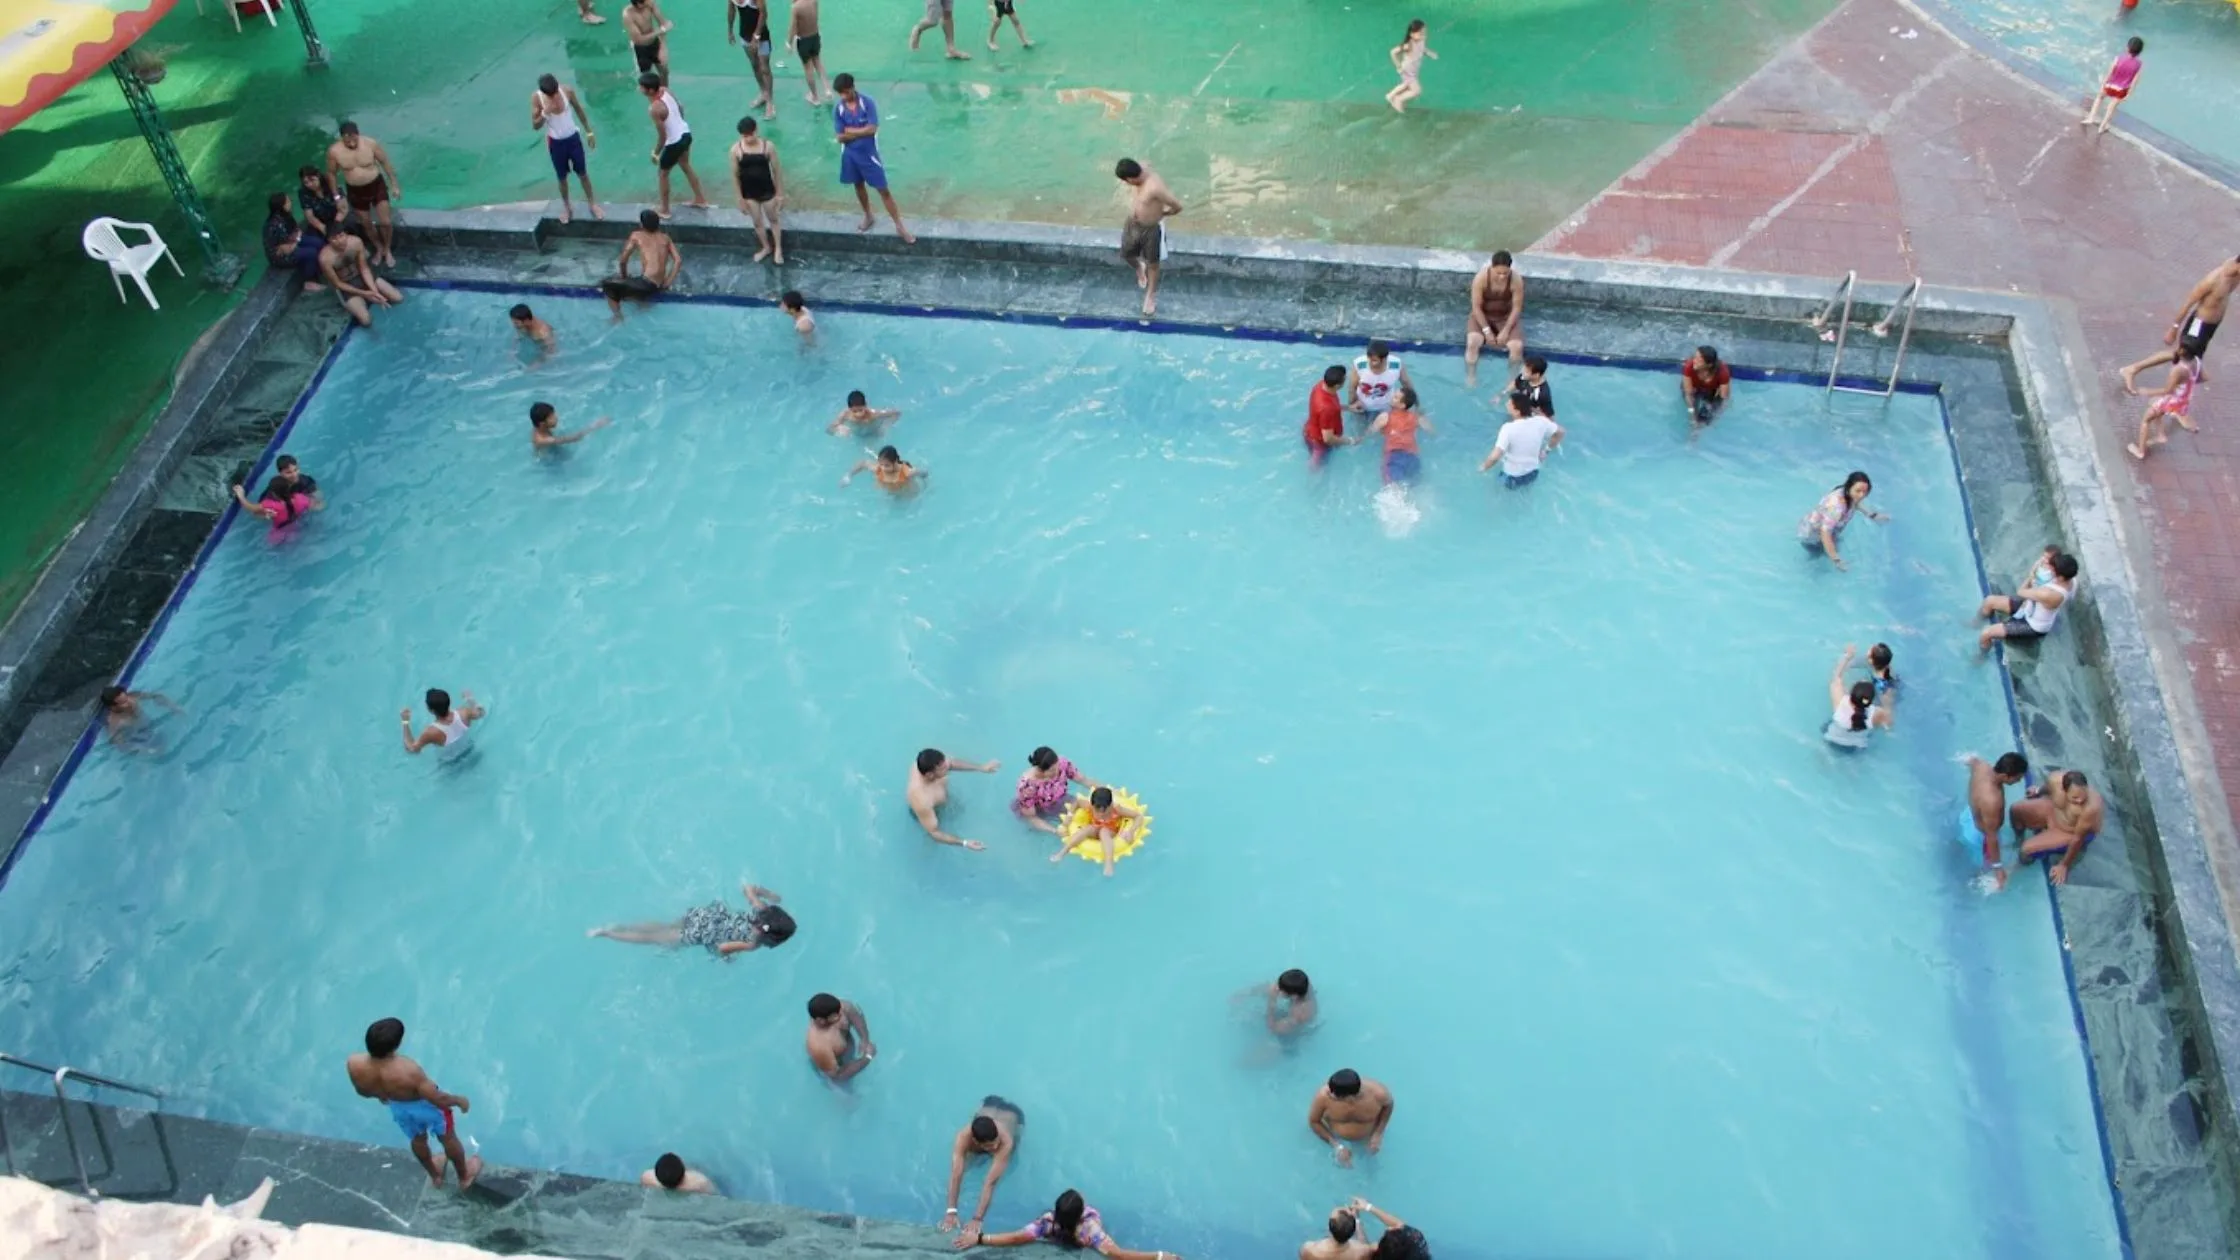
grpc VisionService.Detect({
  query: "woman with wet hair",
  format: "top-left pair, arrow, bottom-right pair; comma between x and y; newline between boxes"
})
958,1188 -> 1180,1259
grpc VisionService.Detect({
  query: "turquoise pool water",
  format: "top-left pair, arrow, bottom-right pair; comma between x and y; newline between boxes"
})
1941,0 -> 2240,173
0,290 -> 2121,1259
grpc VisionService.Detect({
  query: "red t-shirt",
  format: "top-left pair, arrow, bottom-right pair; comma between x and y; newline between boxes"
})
1685,360 -> 1731,393
1303,384 -> 1344,448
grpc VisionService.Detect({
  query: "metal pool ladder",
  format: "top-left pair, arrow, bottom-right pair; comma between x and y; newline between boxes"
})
1809,270 -> 1926,398
0,1051 -> 176,1197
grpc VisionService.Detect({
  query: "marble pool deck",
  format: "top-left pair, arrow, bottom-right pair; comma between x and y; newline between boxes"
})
0,213 -> 2236,1257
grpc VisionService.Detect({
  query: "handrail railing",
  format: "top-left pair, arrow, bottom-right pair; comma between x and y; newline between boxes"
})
1810,270 -> 1857,397
0,1052 -> 176,1197
1814,271 -> 1927,398
1862,277 -> 1925,399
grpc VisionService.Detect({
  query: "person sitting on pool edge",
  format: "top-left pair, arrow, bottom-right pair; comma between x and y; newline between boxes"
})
590,881 -> 795,957
2012,768 -> 2103,886
401,688 -> 485,757
910,747 -> 1001,849
959,1188 -> 1182,1259
600,209 -> 681,318
1823,645 -> 1892,751
1014,745 -> 1103,834
1050,785 -> 1145,876
510,303 -> 556,353
233,454 -> 323,529
830,389 -> 901,434
1976,551 -> 2077,652
641,1152 -> 716,1193
844,445 -> 926,492
1960,752 -> 2029,890
531,401 -> 613,449
807,992 -> 876,1084
1681,345 -> 1731,425
1308,1069 -> 1394,1168
1796,471 -> 1885,570
941,1096 -> 1025,1244
1360,387 -> 1432,486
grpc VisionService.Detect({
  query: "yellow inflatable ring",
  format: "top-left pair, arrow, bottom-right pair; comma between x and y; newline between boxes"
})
1063,788 -> 1152,863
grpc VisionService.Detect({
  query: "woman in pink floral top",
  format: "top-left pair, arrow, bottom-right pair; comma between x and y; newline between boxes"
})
1011,745 -> 1104,834
1797,470 -> 1885,570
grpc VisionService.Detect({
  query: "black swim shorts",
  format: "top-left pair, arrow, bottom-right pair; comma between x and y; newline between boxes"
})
795,33 -> 822,60
658,133 -> 692,170
633,40 -> 662,74
2180,317 -> 2220,358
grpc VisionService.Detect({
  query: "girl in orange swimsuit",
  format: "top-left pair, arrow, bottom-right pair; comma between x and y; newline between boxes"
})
1049,786 -> 1143,877
842,444 -> 924,492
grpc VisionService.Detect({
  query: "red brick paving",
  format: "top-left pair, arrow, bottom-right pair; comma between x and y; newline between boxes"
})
1538,0 -> 2240,852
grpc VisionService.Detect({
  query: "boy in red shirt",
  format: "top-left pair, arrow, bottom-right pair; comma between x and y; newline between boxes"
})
1302,364 -> 1352,465
1681,345 -> 1732,425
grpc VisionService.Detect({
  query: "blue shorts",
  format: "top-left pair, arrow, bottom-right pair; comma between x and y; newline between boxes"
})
387,1099 -> 454,1142
1956,806 -> 1989,855
549,133 -> 587,180
839,146 -> 888,190
1382,450 -> 1419,484
1502,468 -> 1539,489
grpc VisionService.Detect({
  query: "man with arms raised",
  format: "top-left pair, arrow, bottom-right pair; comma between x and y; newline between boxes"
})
909,747 -> 999,850
1307,1068 -> 1393,1168
345,1017 -> 479,1190
326,122 -> 401,267
2012,768 -> 2104,886
940,1095 -> 1024,1244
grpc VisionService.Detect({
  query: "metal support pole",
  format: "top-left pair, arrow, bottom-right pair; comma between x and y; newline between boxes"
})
109,57 -> 243,290
289,0 -> 330,69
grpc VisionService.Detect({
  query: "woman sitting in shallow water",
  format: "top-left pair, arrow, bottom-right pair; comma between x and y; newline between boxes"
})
1012,745 -> 1102,834
590,883 -> 795,958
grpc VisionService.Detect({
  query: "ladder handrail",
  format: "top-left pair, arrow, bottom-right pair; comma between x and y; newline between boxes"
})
0,1051 -> 175,1197
1820,272 -> 1927,398
1816,271 -> 1859,396
1867,277 -> 1925,399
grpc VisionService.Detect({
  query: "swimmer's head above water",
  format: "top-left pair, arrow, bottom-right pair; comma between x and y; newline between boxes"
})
753,905 -> 797,945
847,389 -> 867,408
1328,1208 -> 1359,1244
916,748 -> 948,777
1394,386 -> 1418,411
100,685 -> 129,712
1278,968 -> 1311,999
1519,354 -> 1547,383
1843,681 -> 1875,731
637,208 -> 662,233
425,688 -> 456,719
510,303 -> 536,329
1029,746 -> 1060,771
531,401 -> 558,434
780,290 -> 807,315
653,1153 -> 687,1189
1088,786 -> 1114,811
1992,752 -> 2028,783
969,1115 -> 1001,1147
365,1016 -> 406,1058
877,445 -> 902,466
1328,1068 -> 1362,1098
807,992 -> 843,1027
1838,471 -> 1873,504
1364,339 -> 1391,369
1322,365 -> 1346,389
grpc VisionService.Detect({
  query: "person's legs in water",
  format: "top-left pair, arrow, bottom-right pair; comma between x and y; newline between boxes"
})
589,921 -> 684,944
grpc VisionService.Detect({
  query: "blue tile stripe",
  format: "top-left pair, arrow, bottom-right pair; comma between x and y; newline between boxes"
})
0,323 -> 362,891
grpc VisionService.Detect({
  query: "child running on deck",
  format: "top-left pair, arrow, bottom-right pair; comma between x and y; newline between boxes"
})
1050,786 -> 1143,876
1385,20 -> 1434,113
2127,345 -> 2201,460
2082,36 -> 2144,134
1362,387 -> 1434,484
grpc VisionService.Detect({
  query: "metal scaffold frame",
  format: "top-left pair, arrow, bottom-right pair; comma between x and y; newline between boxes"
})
108,56 -> 242,290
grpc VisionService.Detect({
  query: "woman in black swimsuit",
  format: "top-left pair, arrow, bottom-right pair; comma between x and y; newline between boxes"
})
731,116 -> 786,264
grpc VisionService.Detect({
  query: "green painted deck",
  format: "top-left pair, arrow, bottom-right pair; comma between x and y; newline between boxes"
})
0,0 -> 1837,614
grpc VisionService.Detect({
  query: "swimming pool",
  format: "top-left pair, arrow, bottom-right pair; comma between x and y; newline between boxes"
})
0,288 -> 2123,1260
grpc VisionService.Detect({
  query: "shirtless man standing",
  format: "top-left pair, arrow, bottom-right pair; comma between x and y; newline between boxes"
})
1114,157 -> 1182,317
600,209 -> 682,317
805,993 -> 876,1084
2011,768 -> 2105,886
940,1096 -> 1024,1245
1464,250 -> 1524,387
2121,254 -> 2240,391
318,228 -> 404,327
909,747 -> 1000,850
325,122 -> 401,267
1960,752 -> 2029,890
784,0 -> 829,106
623,0 -> 672,85
345,1018 -> 480,1190
1307,1069 -> 1393,1168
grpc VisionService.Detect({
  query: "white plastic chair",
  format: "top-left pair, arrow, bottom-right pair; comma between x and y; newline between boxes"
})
196,0 -> 278,32
83,218 -> 185,310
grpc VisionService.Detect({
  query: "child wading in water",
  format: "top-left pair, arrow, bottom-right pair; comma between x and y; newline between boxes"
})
1385,20 -> 1434,113
2127,346 -> 2201,461
2082,36 -> 2143,134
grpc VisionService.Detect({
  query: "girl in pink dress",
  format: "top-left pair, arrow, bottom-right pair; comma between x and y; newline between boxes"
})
2128,346 -> 2201,461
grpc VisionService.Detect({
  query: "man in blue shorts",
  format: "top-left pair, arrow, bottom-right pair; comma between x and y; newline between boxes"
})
345,1017 -> 480,1189
832,73 -> 914,243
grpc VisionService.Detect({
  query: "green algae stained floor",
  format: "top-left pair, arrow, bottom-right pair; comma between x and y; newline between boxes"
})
0,0 -> 1836,617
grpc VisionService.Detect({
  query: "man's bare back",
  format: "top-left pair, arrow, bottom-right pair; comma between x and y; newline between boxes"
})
347,1051 -> 437,1103
791,0 -> 819,37
623,230 -> 679,286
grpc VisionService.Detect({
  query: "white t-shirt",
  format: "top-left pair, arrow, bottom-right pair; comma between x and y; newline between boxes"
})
1494,415 -> 1559,476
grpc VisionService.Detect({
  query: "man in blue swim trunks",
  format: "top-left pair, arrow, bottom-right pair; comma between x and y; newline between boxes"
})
1959,752 -> 2028,890
345,1017 -> 480,1189
831,74 -> 914,243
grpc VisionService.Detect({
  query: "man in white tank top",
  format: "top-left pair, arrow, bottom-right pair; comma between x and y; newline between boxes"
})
401,688 -> 485,758
1345,339 -> 1413,418
1976,551 -> 2077,651
640,72 -> 710,217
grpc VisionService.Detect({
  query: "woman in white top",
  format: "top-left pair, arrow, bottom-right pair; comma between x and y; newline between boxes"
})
401,688 -> 485,758
1823,645 -> 1892,750
1977,550 -> 2077,651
